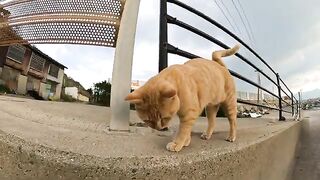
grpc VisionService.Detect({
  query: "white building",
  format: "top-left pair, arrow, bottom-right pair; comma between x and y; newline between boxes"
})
131,80 -> 146,90
65,87 -> 89,102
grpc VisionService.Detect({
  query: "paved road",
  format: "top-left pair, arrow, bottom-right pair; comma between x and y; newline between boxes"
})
292,110 -> 320,180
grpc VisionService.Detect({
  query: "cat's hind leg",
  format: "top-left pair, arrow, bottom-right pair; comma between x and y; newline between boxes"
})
222,100 -> 237,142
201,105 -> 220,140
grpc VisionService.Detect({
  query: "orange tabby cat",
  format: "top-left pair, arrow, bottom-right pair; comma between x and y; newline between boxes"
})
125,45 -> 240,152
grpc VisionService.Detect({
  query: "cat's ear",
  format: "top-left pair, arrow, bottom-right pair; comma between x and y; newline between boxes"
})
160,87 -> 176,98
125,91 -> 143,104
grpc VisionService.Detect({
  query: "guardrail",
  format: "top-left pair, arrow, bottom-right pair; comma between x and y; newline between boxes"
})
159,0 -> 300,120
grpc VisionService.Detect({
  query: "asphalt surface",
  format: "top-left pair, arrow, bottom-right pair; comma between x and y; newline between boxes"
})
292,110 -> 320,180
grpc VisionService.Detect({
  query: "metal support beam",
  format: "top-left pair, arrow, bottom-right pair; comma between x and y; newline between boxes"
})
298,92 -> 302,119
276,73 -> 284,121
110,0 -> 141,131
159,0 -> 168,72
291,92 -> 294,116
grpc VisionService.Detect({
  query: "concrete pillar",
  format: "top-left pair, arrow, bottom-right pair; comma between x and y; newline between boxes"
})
54,68 -> 64,99
110,0 -> 141,131
17,74 -> 27,95
21,49 -> 32,76
55,83 -> 62,99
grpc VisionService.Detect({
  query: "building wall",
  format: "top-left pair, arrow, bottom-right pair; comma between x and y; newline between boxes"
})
54,68 -> 64,99
0,66 -> 20,91
17,75 -> 28,95
39,82 -> 51,100
65,87 -> 78,99
0,45 -> 66,99
0,67 -> 2,78
0,47 -> 8,68
78,94 -> 89,102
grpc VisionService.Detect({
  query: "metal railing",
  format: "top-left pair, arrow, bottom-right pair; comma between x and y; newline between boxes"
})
159,0 -> 300,120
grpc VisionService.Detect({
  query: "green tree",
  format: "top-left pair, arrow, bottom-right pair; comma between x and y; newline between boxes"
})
93,81 -> 111,106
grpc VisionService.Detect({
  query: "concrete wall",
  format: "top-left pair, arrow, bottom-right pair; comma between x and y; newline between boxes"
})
54,68 -> 64,99
0,121 -> 302,180
39,82 -> 50,99
42,67 -> 64,100
78,93 -> 89,102
16,74 -> 27,95
0,66 -> 19,91
65,87 -> 78,99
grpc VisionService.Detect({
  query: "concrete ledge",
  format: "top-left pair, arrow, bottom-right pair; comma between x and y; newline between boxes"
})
0,96 -> 302,179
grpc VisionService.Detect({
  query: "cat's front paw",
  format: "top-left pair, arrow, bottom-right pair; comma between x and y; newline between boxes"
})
225,136 -> 236,142
200,133 -> 212,140
166,142 -> 183,152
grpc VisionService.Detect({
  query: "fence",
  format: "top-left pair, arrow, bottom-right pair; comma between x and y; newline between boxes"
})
159,0 -> 300,120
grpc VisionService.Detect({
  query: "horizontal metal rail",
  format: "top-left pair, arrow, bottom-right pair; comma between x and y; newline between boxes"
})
282,109 -> 292,114
167,0 -> 277,75
230,71 -> 278,98
166,43 -> 279,99
281,99 -> 292,107
160,0 -> 300,120
166,15 -> 278,86
280,89 -> 291,100
237,99 -> 280,111
280,77 -> 293,95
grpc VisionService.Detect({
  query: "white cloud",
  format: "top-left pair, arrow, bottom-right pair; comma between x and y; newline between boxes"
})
286,66 -> 320,93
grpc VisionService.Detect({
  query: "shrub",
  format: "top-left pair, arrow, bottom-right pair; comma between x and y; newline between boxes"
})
0,84 -> 11,94
61,94 -> 76,102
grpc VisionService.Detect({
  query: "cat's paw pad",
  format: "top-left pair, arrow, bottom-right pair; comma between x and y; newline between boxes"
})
225,136 -> 236,142
166,142 -> 183,152
200,133 -> 211,140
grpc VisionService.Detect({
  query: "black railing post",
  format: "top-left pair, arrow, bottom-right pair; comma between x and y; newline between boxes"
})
298,92 -> 301,119
159,0 -> 168,72
276,73 -> 283,121
296,100 -> 299,118
291,92 -> 294,116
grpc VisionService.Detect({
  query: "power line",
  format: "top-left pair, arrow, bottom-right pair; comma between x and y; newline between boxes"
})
236,0 -> 256,43
218,0 -> 242,35
213,0 -> 237,34
231,0 -> 253,44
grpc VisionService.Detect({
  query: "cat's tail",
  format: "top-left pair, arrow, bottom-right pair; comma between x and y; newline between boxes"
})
212,45 -> 240,67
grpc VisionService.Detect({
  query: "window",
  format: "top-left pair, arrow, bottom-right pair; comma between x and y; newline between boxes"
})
48,64 -> 59,78
30,53 -> 45,71
7,45 -> 26,63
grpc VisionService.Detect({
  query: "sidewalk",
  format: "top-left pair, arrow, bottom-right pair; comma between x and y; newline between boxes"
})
0,95 -> 299,179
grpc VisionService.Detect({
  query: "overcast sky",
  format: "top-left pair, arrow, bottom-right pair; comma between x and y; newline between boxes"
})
34,0 -> 320,96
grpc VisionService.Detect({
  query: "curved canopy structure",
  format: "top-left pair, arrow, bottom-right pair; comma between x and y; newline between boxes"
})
0,0 -> 125,47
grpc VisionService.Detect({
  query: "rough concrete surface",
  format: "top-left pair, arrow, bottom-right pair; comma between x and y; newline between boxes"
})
291,110 -> 320,180
0,95 -> 301,179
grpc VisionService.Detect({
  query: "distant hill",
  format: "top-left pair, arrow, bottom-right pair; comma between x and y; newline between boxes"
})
301,89 -> 320,100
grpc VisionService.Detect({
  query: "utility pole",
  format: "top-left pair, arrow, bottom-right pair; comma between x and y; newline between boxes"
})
257,71 -> 261,104
255,70 -> 261,112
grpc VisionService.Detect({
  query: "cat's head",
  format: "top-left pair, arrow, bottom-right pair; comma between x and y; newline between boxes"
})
125,80 -> 180,131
